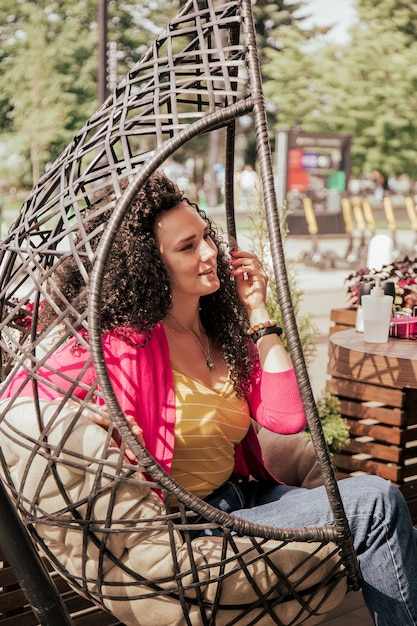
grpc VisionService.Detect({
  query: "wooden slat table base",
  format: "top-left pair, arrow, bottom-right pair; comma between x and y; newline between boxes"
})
0,549 -> 124,626
328,327 -> 417,523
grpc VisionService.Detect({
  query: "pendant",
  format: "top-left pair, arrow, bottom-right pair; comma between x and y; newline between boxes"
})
206,357 -> 215,371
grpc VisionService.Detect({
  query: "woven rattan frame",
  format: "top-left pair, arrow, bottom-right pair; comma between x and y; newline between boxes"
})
0,1 -> 360,624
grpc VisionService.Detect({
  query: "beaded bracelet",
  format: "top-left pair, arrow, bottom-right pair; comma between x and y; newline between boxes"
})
246,320 -> 283,344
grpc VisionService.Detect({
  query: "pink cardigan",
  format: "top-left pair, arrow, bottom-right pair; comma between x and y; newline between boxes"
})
4,324 -> 306,482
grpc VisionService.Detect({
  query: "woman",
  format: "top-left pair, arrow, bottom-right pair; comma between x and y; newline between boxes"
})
4,171 -> 417,625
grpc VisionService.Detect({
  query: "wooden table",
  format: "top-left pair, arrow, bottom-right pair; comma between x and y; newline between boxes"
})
328,328 -> 417,522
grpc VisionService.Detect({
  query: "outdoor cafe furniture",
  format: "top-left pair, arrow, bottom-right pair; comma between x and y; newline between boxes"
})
328,327 -> 417,523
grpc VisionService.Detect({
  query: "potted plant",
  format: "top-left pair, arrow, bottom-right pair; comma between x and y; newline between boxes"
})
345,256 -> 417,312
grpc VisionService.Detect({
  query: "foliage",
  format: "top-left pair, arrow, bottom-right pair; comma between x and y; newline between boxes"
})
248,197 -> 350,453
0,0 -> 178,188
261,0 -> 417,180
326,25 -> 417,179
0,2 -> 95,185
305,389 -> 350,456
248,200 -> 318,368
248,0 -> 323,163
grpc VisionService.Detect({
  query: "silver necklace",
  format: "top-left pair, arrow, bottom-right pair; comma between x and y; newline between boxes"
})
167,313 -> 214,371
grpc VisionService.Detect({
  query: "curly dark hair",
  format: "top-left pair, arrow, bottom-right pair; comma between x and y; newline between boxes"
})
43,171 -> 252,394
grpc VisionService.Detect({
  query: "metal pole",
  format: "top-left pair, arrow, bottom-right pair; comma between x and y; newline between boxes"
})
0,481 -> 74,625
98,0 -> 108,105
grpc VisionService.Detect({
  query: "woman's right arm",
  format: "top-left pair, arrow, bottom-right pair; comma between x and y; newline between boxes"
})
246,346 -> 307,435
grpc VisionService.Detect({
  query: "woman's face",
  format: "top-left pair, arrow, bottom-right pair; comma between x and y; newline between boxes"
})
155,202 -> 220,301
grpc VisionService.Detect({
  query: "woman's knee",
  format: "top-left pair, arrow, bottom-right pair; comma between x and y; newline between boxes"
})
359,475 -> 404,503
339,475 -> 410,521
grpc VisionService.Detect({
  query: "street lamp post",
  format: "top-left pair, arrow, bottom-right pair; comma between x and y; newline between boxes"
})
98,0 -> 108,105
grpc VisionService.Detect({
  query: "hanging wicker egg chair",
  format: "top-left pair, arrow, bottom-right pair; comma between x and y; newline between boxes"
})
0,1 -> 360,624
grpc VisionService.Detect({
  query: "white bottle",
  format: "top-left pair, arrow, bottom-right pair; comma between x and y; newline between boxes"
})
362,276 -> 393,343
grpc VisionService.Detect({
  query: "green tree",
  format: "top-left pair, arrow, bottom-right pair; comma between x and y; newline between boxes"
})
330,1 -> 417,179
262,0 -> 417,180
355,0 -> 417,40
0,0 -> 177,187
0,2 -> 95,185
243,0 -> 324,164
5,0 -> 417,190
262,25 -> 327,132
252,0 -> 329,56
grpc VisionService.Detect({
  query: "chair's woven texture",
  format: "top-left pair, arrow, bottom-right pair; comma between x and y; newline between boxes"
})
0,1 -> 359,624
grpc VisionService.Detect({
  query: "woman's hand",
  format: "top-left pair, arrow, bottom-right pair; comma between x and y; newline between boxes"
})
230,249 -> 269,320
84,406 -> 144,463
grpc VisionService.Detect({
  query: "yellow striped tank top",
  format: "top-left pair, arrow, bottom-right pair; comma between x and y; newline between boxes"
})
170,369 -> 251,500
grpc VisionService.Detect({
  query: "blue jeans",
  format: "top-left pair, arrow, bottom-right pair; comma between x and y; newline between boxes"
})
206,474 -> 417,626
